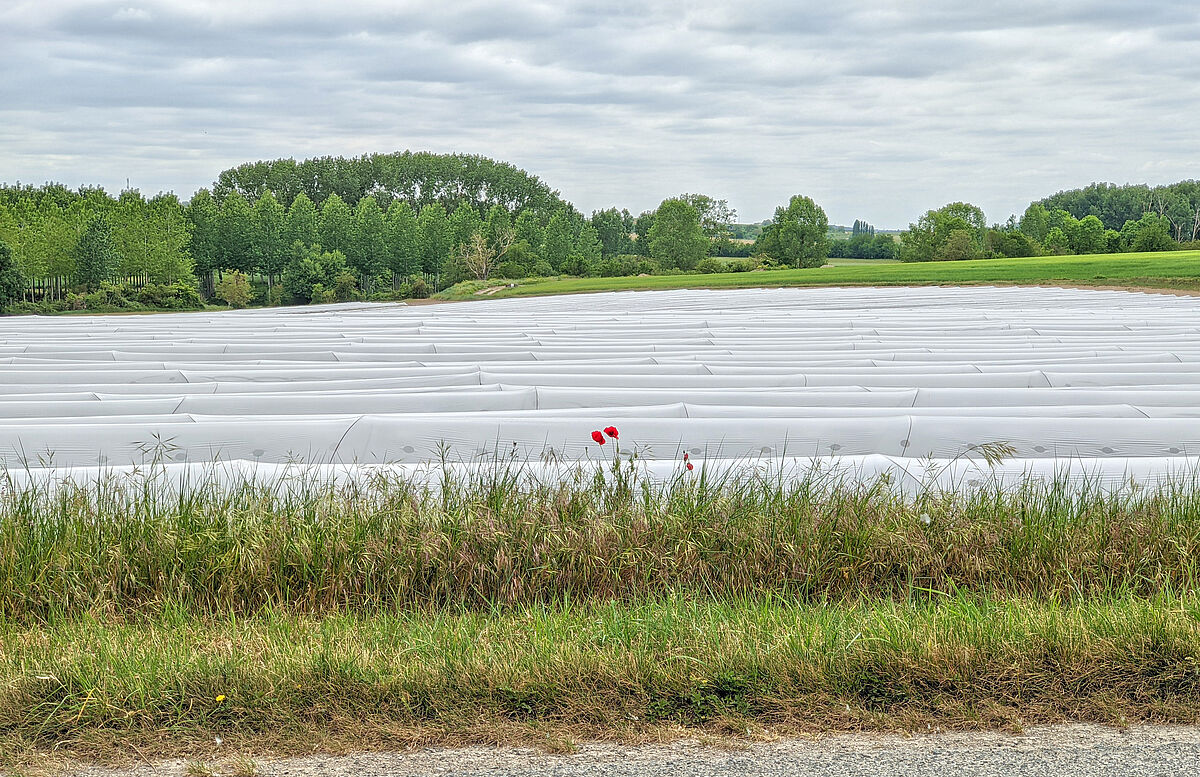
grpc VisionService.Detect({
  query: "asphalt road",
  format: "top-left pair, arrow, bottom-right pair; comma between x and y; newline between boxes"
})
64,725 -> 1200,777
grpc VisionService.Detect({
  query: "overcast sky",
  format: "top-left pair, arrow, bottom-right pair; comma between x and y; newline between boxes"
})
3,1 -> 1199,227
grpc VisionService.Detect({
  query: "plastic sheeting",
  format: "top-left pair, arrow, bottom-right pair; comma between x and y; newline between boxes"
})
3,288 -> 1200,488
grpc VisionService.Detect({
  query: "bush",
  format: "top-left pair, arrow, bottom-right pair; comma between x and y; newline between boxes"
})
494,261 -> 528,279
395,276 -> 431,300
725,258 -> 757,272
84,282 -> 129,310
134,281 -> 204,310
332,271 -> 360,302
408,277 -> 430,299
695,257 -> 725,274
591,255 -> 658,278
213,271 -> 253,308
281,245 -> 356,304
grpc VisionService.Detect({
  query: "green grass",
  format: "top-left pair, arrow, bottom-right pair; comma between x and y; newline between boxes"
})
5,467 -> 1200,620
438,250 -> 1200,300
823,257 -> 901,266
7,594 -> 1200,763
7,465 -> 1200,767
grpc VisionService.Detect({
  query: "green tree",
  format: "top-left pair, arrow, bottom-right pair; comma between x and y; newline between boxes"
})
446,201 -> 483,265
567,223 -> 603,275
590,207 -> 633,257
1074,215 -> 1106,255
484,205 -> 513,252
1123,213 -> 1177,252
1049,209 -> 1080,251
1045,227 -> 1072,254
384,201 -> 421,278
74,213 -> 120,290
417,203 -> 450,274
633,211 -> 655,256
512,210 -> 544,267
217,191 -> 256,273
318,194 -> 354,257
252,191 -> 287,291
679,193 -> 736,240
755,195 -> 829,268
900,202 -> 986,262
1019,203 -> 1050,243
186,188 -> 221,281
986,229 -> 1039,258
281,243 -> 353,304
350,196 -> 387,289
936,229 -> 975,261
540,211 -> 575,273
649,198 -> 708,270
110,191 -> 194,283
285,191 -> 319,248
0,238 -> 25,311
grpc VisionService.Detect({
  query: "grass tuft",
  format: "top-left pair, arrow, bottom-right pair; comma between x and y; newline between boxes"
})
3,466 -> 1200,619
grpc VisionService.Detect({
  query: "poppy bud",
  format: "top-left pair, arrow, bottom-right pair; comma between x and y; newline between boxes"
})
591,430 -> 605,445
686,462 -> 694,471
604,426 -> 619,439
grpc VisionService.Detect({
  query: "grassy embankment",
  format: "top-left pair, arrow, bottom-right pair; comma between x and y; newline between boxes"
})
5,464 -> 1200,768
437,250 -> 1200,300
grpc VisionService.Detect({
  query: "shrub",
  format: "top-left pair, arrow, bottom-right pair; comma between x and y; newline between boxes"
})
214,271 -> 253,308
134,282 -> 204,310
84,282 -> 129,310
695,257 -> 725,274
725,258 -> 757,272
494,261 -> 528,279
332,271 -> 360,302
281,245 -> 355,304
396,276 -> 431,299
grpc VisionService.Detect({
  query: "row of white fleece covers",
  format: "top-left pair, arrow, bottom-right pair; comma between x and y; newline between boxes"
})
4,285 -> 1200,491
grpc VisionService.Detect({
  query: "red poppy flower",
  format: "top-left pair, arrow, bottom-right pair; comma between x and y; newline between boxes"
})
683,452 -> 689,462
604,426 -> 619,439
686,462 -> 694,471
591,430 -> 606,445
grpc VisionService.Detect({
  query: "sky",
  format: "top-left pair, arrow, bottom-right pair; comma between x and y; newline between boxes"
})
3,1 -> 1199,228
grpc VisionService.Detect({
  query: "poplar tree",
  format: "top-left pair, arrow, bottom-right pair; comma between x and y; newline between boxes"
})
384,201 -> 421,277
318,194 -> 354,257
285,191 -> 319,248
74,213 -> 120,290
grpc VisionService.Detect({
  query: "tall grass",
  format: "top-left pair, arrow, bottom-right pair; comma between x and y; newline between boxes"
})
5,464 -> 1200,619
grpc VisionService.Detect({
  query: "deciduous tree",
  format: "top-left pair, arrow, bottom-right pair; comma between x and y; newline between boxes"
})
649,198 -> 708,271
755,195 -> 829,268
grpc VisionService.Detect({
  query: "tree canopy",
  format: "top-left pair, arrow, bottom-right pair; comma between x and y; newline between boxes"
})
754,195 -> 829,268
212,151 -> 571,218
648,199 -> 708,271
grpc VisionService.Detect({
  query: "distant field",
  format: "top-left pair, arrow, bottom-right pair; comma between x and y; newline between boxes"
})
824,257 -> 901,266
441,250 -> 1200,300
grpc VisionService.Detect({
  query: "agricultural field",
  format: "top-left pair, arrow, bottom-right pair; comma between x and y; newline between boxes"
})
7,285 -> 1200,772
439,250 -> 1200,300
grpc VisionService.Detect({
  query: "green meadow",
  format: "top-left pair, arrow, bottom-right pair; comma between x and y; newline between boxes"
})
439,251 -> 1200,300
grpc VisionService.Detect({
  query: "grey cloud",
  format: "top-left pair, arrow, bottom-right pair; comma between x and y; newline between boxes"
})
2,0 -> 1200,227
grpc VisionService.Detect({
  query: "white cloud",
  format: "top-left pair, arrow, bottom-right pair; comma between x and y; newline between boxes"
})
1,0 -> 1199,226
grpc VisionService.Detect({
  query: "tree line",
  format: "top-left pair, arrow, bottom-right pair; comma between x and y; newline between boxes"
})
900,182 -> 1200,262
3,152 -> 1200,312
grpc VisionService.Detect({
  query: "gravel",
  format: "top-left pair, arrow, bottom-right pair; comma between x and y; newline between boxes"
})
61,724 -> 1200,777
